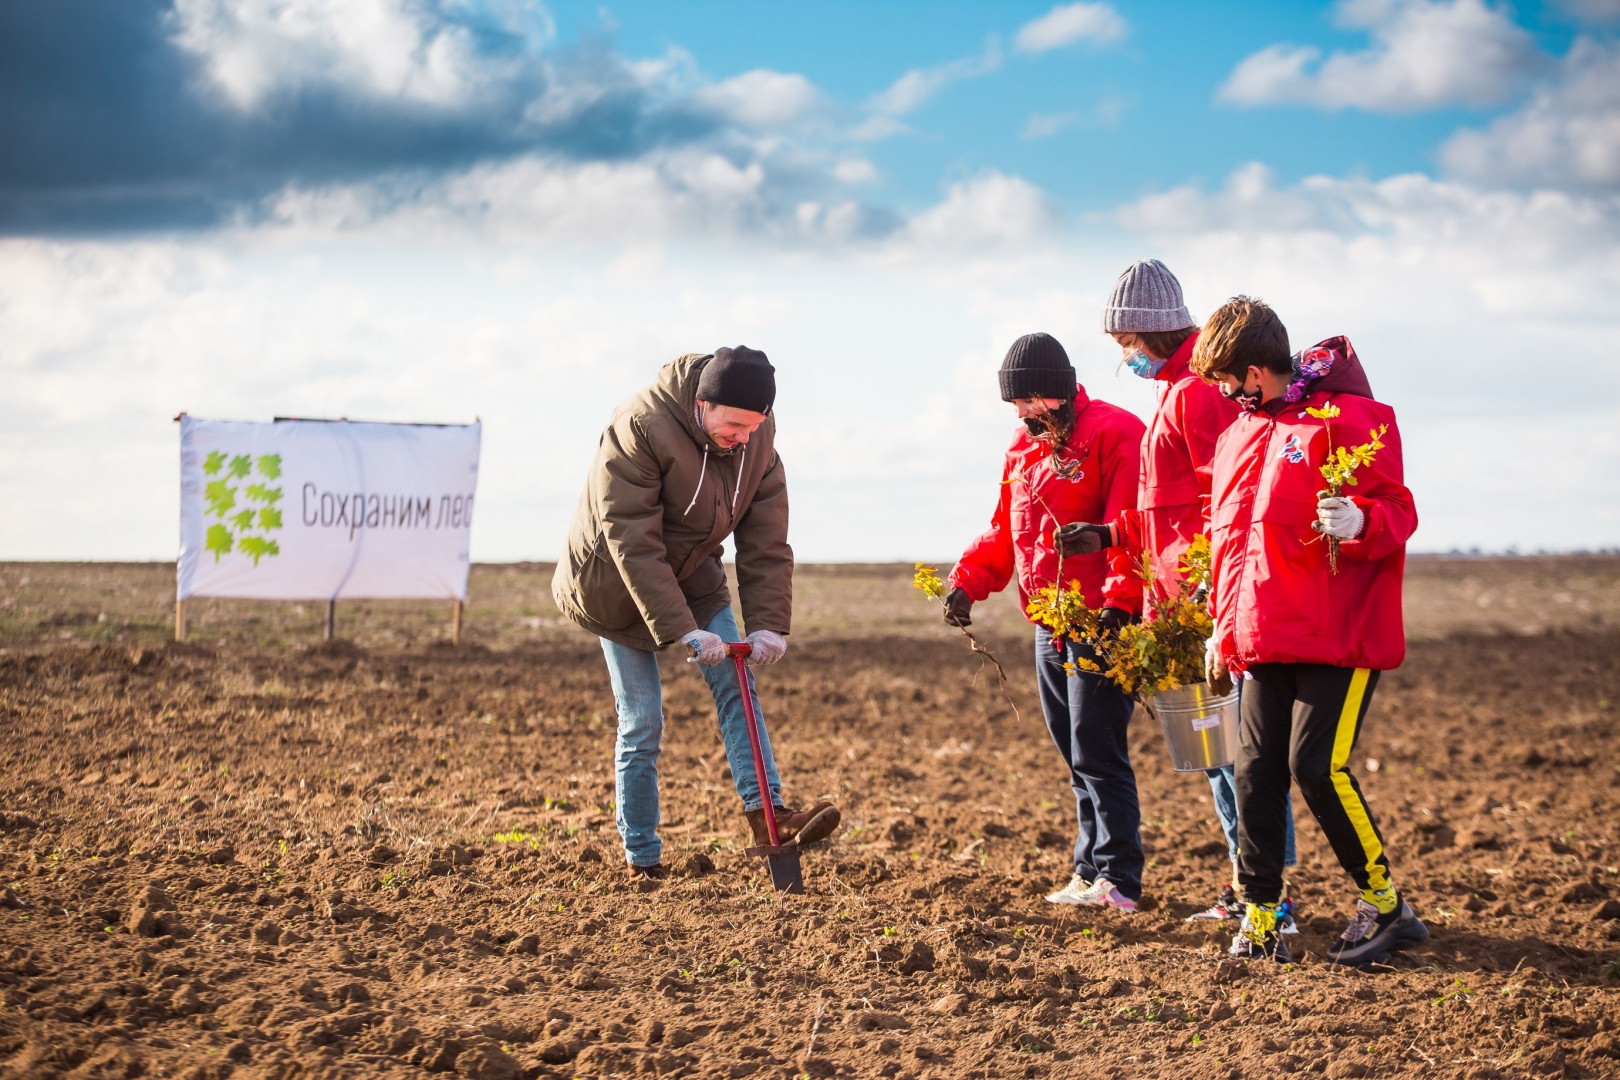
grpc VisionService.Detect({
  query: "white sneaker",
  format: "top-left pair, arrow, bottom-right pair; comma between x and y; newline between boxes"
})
1044,873 -> 1093,905
1074,876 -> 1138,912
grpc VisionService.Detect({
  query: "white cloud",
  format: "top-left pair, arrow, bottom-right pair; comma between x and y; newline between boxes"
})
1442,37 -> 1620,190
263,149 -> 775,242
851,41 -> 1002,141
832,158 -> 879,185
1022,111 -> 1080,140
170,0 -> 551,110
1218,0 -> 1547,112
1014,2 -> 1127,53
1021,96 -> 1125,139
691,68 -> 822,128
903,172 -> 1061,249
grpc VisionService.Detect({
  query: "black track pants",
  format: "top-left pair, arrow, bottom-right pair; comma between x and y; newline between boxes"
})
1235,663 -> 1391,906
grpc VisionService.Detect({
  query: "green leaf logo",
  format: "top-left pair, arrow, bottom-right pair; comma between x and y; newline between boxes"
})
204,479 -> 237,518
244,483 -> 283,506
205,524 -> 234,562
202,451 -> 285,568
237,536 -> 280,566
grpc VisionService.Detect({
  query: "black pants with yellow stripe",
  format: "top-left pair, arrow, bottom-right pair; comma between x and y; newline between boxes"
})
1235,663 -> 1391,906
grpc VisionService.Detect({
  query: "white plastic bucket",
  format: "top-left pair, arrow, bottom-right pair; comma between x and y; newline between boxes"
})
1142,683 -> 1240,772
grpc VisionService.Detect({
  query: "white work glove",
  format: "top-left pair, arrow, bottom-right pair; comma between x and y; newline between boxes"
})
745,629 -> 787,665
1314,493 -> 1365,541
1204,635 -> 1227,686
681,629 -> 727,665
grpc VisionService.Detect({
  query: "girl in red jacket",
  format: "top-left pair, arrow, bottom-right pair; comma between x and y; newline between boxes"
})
1193,296 -> 1428,965
1060,259 -> 1298,925
945,333 -> 1147,910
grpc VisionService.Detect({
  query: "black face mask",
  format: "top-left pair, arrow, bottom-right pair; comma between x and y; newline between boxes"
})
1220,381 -> 1263,411
1023,400 -> 1075,439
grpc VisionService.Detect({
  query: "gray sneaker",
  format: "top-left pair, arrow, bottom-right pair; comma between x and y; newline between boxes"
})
1326,898 -> 1429,965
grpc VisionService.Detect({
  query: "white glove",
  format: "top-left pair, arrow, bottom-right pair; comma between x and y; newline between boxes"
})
1204,635 -> 1227,686
745,629 -> 787,665
1315,495 -> 1365,541
681,629 -> 727,665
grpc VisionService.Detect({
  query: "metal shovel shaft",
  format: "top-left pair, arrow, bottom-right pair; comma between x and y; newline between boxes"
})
727,642 -> 803,894
727,642 -> 781,847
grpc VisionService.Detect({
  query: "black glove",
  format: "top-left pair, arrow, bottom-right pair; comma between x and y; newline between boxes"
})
944,588 -> 974,627
1096,606 -> 1135,638
1055,522 -> 1114,559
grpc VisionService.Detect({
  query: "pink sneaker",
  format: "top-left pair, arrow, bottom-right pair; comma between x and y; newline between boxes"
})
1076,877 -> 1137,912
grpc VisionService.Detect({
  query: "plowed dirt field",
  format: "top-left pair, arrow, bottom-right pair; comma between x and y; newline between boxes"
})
1,559 -> 1618,1080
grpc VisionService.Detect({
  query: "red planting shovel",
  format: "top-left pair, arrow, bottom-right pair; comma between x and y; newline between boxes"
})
726,641 -> 804,894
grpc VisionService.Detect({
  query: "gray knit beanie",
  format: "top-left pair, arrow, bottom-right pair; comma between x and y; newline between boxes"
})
1101,259 -> 1195,333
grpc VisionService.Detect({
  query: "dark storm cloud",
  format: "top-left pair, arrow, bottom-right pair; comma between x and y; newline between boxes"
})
0,1 -> 727,233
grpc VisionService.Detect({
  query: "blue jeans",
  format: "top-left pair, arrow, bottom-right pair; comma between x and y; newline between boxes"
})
1205,674 -> 1296,869
599,606 -> 781,867
1034,627 -> 1144,901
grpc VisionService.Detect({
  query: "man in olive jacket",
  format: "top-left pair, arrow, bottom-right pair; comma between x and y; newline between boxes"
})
554,346 -> 840,878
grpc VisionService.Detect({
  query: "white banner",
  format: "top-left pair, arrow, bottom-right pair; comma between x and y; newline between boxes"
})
177,416 -> 480,600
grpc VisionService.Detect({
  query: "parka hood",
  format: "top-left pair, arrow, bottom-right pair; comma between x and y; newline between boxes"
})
1289,336 -> 1373,400
1155,329 -> 1200,384
648,353 -> 734,453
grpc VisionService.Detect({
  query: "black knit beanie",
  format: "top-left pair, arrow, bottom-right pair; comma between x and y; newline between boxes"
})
999,333 -> 1076,402
697,346 -> 775,414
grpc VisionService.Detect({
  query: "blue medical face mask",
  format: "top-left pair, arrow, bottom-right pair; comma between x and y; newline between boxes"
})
1124,348 -> 1166,379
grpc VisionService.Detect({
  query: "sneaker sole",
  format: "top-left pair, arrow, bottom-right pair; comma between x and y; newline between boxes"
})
1327,918 -> 1430,966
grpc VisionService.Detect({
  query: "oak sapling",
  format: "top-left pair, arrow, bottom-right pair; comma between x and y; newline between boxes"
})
1306,404 -> 1388,573
1026,536 -> 1216,698
912,564 -> 1018,721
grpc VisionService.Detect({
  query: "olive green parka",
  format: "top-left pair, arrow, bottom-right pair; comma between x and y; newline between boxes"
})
551,353 -> 793,651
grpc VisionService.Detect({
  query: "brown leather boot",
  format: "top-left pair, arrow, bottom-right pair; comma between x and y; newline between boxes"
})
746,801 -> 841,847
627,862 -> 668,881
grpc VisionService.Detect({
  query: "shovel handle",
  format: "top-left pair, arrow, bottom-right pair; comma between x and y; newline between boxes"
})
731,646 -> 779,847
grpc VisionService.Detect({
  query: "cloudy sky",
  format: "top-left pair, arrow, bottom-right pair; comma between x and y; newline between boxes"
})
3,0 -> 1618,563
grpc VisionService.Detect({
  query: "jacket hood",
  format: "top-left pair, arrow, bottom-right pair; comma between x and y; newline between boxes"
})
1155,329 -> 1200,383
1288,336 -> 1373,401
648,353 -> 734,454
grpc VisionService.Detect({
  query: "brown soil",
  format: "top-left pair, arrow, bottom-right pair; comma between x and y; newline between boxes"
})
1,566 -> 1619,1079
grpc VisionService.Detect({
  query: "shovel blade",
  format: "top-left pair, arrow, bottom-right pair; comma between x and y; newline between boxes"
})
767,851 -> 804,894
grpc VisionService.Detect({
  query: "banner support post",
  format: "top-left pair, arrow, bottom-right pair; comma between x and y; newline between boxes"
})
452,599 -> 464,646
175,599 -> 186,643
325,600 -> 336,641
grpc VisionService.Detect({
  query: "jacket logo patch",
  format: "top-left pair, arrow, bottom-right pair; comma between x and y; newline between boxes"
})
1279,434 -> 1305,464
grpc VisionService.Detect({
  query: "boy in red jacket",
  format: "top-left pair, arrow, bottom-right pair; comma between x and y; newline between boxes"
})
945,333 -> 1147,910
1193,297 -> 1428,965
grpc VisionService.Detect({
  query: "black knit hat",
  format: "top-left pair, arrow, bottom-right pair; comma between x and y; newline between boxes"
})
999,333 -> 1076,402
697,346 -> 775,414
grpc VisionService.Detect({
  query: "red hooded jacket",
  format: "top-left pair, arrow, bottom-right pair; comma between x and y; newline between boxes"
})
1208,338 -> 1416,671
1112,331 -> 1241,609
950,386 -> 1146,619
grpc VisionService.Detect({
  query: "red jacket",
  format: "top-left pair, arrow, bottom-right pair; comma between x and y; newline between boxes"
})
1208,338 -> 1416,671
1113,331 -> 1240,610
950,386 -> 1146,619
